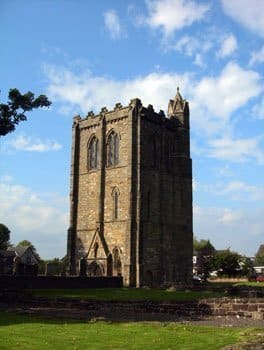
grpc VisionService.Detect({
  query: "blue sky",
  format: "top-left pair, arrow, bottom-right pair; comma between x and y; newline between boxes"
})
0,0 -> 264,259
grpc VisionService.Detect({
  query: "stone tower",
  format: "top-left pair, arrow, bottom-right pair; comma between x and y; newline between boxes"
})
67,89 -> 193,287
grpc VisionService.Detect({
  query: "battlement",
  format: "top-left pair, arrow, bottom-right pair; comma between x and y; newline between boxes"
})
73,89 -> 189,130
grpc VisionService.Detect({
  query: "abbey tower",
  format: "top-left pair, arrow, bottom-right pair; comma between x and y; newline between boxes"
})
67,89 -> 193,287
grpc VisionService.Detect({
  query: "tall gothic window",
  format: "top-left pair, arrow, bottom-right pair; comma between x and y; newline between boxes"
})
88,136 -> 99,170
112,188 -> 119,220
107,131 -> 119,166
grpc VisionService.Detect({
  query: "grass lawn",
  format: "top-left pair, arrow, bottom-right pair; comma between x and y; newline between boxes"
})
26,287 -> 225,301
0,311 -> 261,350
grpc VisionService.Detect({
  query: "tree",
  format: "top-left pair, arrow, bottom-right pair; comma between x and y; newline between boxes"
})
0,88 -> 51,136
211,249 -> 242,277
255,245 -> 264,265
193,237 -> 215,277
17,239 -> 35,249
0,223 -> 11,250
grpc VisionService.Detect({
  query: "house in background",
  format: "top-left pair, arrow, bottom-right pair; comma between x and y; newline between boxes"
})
0,246 -> 40,275
0,250 -> 16,274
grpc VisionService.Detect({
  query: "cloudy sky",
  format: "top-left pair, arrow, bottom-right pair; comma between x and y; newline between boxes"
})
0,0 -> 264,259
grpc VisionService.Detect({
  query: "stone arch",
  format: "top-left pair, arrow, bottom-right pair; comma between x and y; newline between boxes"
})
106,130 -> 119,166
87,261 -> 104,277
87,134 -> 99,170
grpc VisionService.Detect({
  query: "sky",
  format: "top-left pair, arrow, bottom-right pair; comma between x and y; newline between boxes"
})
0,0 -> 264,259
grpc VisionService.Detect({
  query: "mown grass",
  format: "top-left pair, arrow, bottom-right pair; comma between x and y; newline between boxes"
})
27,287 -> 224,301
234,282 -> 264,288
0,311 -> 261,350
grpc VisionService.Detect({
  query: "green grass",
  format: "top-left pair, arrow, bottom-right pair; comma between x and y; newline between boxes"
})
0,311 -> 261,350
27,287 -> 224,301
234,282 -> 264,288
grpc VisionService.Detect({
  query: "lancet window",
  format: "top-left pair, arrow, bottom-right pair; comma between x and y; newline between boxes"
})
107,131 -> 119,166
88,136 -> 99,170
112,187 -> 119,220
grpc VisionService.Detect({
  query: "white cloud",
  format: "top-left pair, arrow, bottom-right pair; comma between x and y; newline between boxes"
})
44,62 -> 261,126
172,34 -> 212,67
9,135 -> 62,152
249,45 -> 264,66
221,181 -> 264,201
144,0 -> 210,36
207,136 -> 264,164
192,62 -> 261,120
217,34 -> 238,58
0,182 -> 68,259
194,205 -> 264,255
221,0 -> 264,37
206,181 -> 264,201
252,97 -> 264,120
104,9 -> 123,39
43,63 -> 192,114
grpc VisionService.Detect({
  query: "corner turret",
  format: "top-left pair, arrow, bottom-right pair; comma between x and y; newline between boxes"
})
167,87 -> 189,129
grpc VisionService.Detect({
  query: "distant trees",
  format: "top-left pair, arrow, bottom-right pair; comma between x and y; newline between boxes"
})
193,238 -> 255,278
0,223 -> 11,250
255,245 -> 264,265
193,237 -> 215,277
210,249 -> 242,277
0,88 -> 51,136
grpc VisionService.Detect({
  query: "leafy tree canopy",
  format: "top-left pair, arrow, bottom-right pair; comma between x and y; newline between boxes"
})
255,245 -> 264,265
0,223 -> 11,250
211,249 -> 242,277
193,237 -> 215,255
17,240 -> 35,249
0,88 -> 51,136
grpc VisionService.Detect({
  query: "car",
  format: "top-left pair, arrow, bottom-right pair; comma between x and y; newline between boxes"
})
192,275 -> 204,284
256,275 -> 264,282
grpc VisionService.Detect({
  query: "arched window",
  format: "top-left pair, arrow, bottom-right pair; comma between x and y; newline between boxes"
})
112,187 -> 119,220
88,136 -> 99,170
107,131 -> 119,166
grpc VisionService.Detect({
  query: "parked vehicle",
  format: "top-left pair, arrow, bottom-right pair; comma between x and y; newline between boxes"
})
256,275 -> 264,282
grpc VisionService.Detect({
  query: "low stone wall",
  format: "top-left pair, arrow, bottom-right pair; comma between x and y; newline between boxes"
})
203,297 -> 264,320
1,295 -> 263,320
0,275 -> 123,289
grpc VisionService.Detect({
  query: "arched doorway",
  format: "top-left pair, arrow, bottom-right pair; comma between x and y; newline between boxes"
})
88,261 -> 103,276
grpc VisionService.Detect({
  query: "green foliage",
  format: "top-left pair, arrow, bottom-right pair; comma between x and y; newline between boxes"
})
0,311 -> 254,350
211,249 -> 242,277
255,245 -> 264,265
193,237 -> 215,277
0,88 -> 51,136
17,240 -> 34,248
193,237 -> 215,254
0,223 -> 11,250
